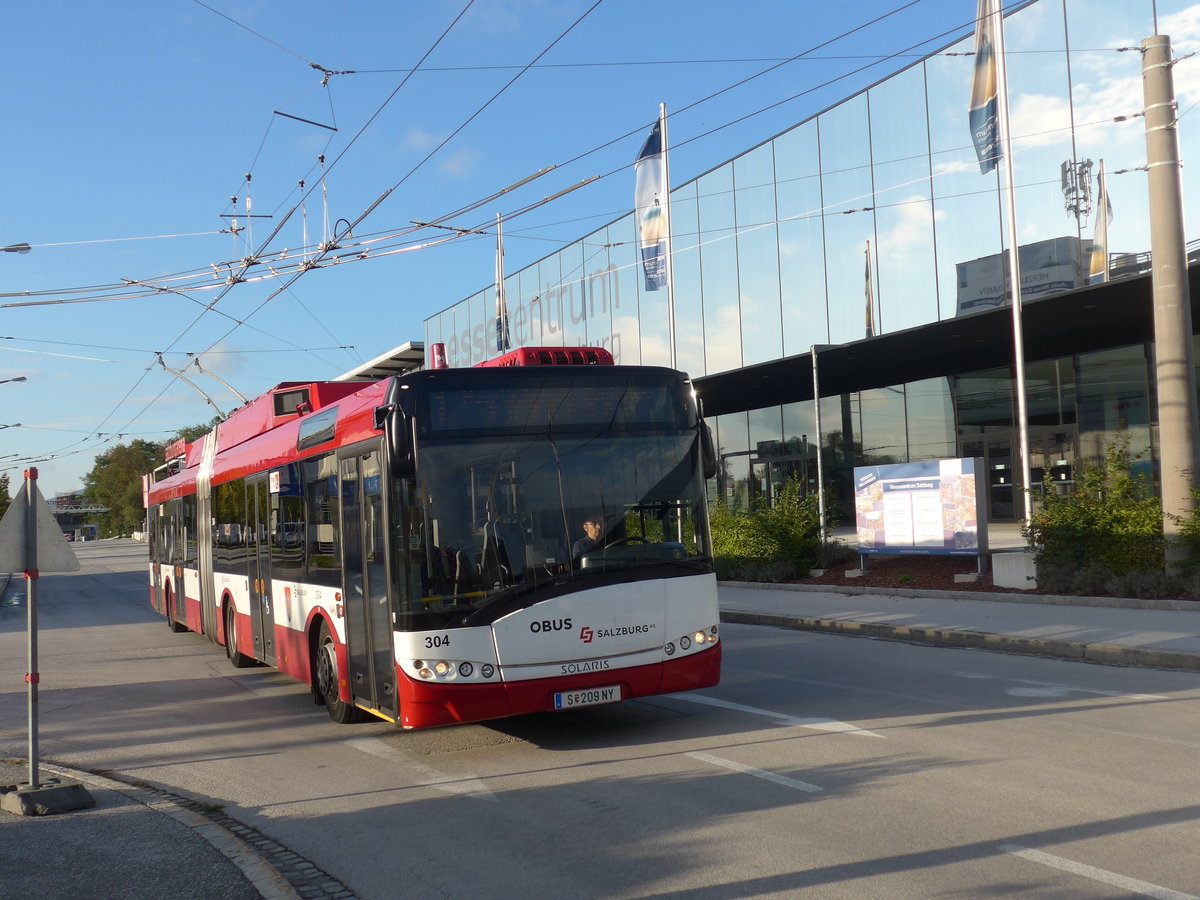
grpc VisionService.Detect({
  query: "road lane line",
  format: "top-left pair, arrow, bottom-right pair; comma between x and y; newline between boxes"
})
954,672 -> 1166,701
672,693 -> 884,737
344,736 -> 497,802
686,751 -> 823,793
998,844 -> 1198,899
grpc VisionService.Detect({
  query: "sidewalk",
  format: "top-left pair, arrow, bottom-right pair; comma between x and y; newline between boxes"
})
0,760 -> 282,899
718,581 -> 1200,672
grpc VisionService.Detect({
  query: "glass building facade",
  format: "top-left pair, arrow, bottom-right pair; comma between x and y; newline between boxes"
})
426,0 -> 1200,523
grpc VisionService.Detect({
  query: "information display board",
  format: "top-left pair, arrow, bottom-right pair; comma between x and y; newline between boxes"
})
854,458 -> 987,557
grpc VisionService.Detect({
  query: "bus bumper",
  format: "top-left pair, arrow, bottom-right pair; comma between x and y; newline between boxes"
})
396,642 -> 722,730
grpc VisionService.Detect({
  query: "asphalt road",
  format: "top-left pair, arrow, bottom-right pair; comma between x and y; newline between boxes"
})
2,540 -> 1198,899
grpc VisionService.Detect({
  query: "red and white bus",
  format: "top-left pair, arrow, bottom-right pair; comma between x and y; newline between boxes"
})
145,353 -> 721,728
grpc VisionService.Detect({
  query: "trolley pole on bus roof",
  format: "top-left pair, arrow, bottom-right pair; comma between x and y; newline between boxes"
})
0,467 -> 92,816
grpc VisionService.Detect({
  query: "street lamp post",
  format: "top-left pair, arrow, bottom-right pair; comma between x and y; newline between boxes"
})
810,344 -> 836,545
2,243 -> 32,254
1,376 -> 29,386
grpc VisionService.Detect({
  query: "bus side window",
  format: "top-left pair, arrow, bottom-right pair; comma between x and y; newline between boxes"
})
303,455 -> 341,587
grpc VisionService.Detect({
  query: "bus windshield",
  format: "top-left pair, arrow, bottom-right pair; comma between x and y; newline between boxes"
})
405,374 -> 710,625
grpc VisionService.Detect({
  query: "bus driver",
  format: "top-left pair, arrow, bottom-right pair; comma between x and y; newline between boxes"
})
572,513 -> 606,559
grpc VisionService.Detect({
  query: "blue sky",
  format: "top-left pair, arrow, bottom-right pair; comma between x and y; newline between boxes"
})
1,0 -> 985,495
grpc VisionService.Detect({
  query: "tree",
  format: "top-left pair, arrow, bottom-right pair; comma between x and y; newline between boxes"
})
171,416 -> 221,445
0,472 -> 10,521
83,439 -> 165,536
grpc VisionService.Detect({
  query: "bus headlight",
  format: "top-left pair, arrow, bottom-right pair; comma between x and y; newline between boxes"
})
411,660 -> 496,680
693,630 -> 707,645
680,634 -> 691,650
664,641 -> 676,656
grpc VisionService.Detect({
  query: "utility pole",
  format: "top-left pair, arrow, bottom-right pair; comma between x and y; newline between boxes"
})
1142,34 -> 1198,567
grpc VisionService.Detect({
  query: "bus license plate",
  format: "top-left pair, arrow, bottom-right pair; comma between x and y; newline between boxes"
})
553,685 -> 620,710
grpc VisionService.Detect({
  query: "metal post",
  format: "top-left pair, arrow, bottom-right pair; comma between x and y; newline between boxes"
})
812,346 -> 826,545
660,102 -> 678,371
990,2 -> 1034,529
1142,34 -> 1198,566
24,467 -> 40,787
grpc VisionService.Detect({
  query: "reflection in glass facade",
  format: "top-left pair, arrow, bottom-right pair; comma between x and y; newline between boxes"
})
427,0 -> 1200,522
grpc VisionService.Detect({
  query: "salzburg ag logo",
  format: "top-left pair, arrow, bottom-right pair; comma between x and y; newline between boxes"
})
579,623 -> 653,643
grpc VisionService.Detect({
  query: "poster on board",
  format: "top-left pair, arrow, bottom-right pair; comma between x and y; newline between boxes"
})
854,458 -> 987,557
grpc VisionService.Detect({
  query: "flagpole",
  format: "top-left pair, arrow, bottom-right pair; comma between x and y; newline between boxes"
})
660,102 -> 678,370
1091,159 -> 1110,283
865,240 -> 875,338
989,1 -> 1033,528
495,212 -> 510,353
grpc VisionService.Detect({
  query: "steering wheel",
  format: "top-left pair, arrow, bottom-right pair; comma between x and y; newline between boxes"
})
603,537 -> 648,548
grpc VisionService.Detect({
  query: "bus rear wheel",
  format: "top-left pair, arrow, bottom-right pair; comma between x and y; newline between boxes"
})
165,585 -> 187,633
316,623 -> 365,724
225,603 -> 254,669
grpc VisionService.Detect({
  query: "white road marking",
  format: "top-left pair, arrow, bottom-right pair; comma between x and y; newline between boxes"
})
953,671 -> 1166,701
999,845 -> 1198,900
344,736 -> 497,802
686,751 -> 823,793
671,693 -> 884,737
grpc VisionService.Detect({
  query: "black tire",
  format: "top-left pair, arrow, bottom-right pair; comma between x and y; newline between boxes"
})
315,622 -> 365,724
166,585 -> 188,633
225,603 -> 255,669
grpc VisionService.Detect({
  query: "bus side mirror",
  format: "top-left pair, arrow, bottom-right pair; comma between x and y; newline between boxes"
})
700,422 -> 717,480
376,404 -> 415,479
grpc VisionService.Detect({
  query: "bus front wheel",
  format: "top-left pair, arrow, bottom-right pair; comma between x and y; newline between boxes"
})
316,623 -> 364,724
225,603 -> 254,669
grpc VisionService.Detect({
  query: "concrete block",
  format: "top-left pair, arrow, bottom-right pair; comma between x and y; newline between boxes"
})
992,551 -> 1038,590
953,573 -> 980,583
844,569 -> 866,578
0,780 -> 95,816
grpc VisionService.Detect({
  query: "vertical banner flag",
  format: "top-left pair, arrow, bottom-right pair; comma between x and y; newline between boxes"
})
635,121 -> 667,291
1089,160 -> 1113,283
495,212 -> 511,353
865,240 -> 876,338
969,0 -> 1001,173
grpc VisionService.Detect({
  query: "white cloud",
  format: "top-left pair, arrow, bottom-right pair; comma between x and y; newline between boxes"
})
1009,93 -> 1075,151
878,196 -> 945,259
404,127 -> 442,153
439,147 -> 482,179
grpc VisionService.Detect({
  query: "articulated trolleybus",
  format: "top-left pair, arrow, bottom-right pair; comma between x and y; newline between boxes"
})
145,348 -> 721,728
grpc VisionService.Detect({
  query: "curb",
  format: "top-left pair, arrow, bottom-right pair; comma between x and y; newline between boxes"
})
718,580 -> 1200,612
32,762 -> 301,900
719,610 -> 1200,672
10,759 -> 360,900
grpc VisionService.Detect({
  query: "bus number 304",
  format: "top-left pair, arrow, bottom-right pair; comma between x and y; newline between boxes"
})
424,635 -> 450,649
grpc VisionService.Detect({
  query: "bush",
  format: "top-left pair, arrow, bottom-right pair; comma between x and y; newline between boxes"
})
710,476 -> 822,579
1026,435 -> 1165,578
713,558 -> 805,583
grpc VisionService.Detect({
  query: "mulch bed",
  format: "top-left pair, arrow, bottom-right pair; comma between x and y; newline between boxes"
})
791,553 -> 1035,594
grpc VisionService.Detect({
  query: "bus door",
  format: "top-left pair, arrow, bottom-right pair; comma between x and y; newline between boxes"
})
339,448 -> 397,718
169,498 -> 185,620
247,476 -> 277,666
